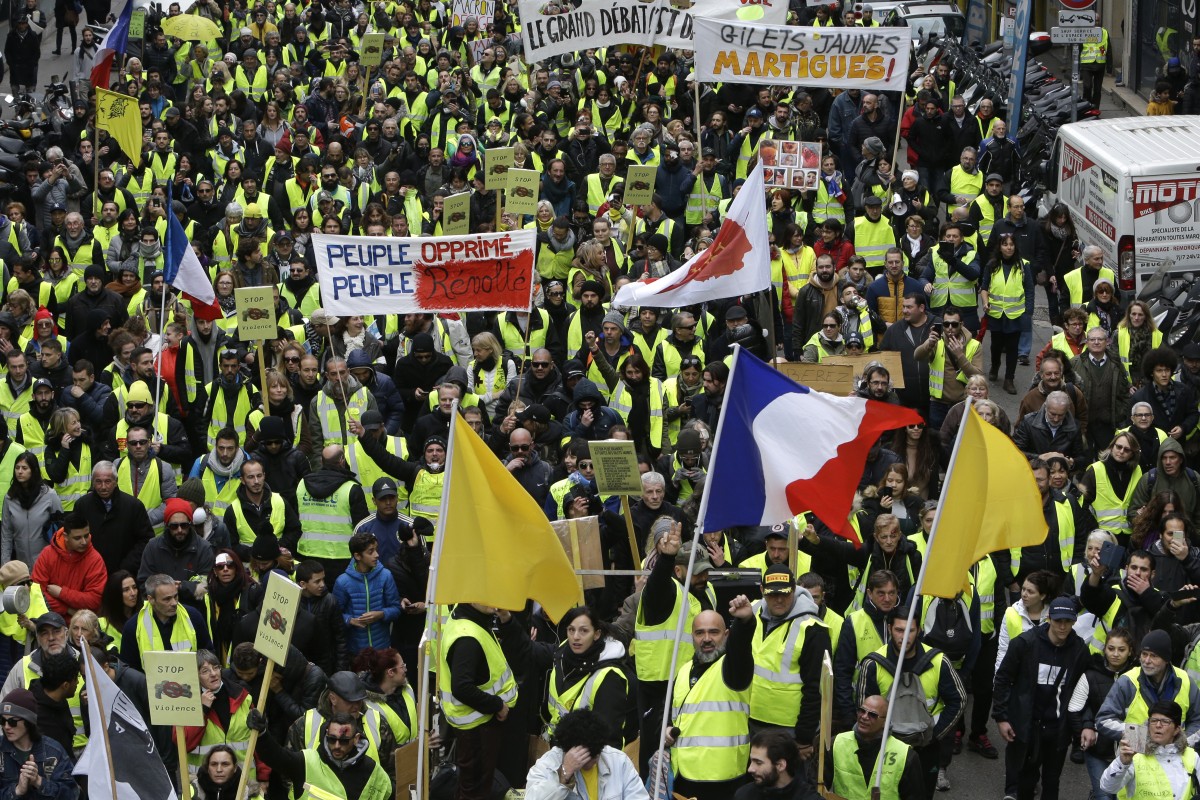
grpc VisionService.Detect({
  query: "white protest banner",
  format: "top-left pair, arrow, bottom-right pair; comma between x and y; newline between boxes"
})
313,230 -> 536,316
451,0 -> 494,28
692,17 -> 910,92
518,0 -> 787,65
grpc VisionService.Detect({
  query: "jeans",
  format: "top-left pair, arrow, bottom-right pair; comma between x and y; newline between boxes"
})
927,399 -> 949,432
1085,751 -> 1116,800
1019,314 -> 1033,357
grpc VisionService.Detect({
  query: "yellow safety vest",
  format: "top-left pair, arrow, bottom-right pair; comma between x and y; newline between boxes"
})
546,662 -> 627,739
1117,327 -> 1164,380
15,413 -> 47,465
852,216 -> 895,270
368,690 -> 417,746
634,581 -> 717,681
303,706 -> 383,765
670,655 -> 751,781
230,493 -> 286,543
347,437 -> 410,512
497,311 -> 549,360
871,645 -> 947,718
117,457 -> 164,534
928,339 -> 980,399
832,730 -> 908,800
1087,460 -> 1142,538
975,558 -> 998,636
1064,266 -> 1116,308
438,615 -> 518,730
133,602 -> 199,654
987,261 -> 1028,319
0,382 -> 31,436
187,695 -> 254,777
930,246 -> 978,308
1080,28 -> 1109,64
407,469 -> 444,533
200,468 -> 241,521
685,172 -> 724,226
298,748 -> 392,800
56,442 -> 92,510
749,608 -> 824,726
1125,666 -> 1193,726
814,177 -> 846,225
972,194 -> 1008,246
948,166 -> 983,203
609,378 -> 665,450
296,480 -> 355,559
206,382 -> 254,448
315,387 -> 371,448
586,174 -> 624,216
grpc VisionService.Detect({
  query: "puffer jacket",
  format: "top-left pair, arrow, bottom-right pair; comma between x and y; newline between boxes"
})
332,560 -> 401,654
30,527 -> 108,618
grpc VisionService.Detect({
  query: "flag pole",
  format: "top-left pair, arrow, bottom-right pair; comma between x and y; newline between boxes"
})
871,396 -> 974,795
81,641 -> 119,800
416,399 -> 458,800
151,181 -> 171,431
650,344 -> 743,800
175,726 -> 191,800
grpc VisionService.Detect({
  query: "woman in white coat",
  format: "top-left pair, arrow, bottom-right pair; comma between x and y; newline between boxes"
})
526,710 -> 647,800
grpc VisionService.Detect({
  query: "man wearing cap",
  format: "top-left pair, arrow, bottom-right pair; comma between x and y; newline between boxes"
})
223,457 -> 300,557
0,687 -> 78,800
392,334 -> 453,433
849,193 -> 896,273
354,474 -> 417,563
287,669 -> 396,778
1,611 -> 77,697
730,106 -> 771,181
748,565 -> 829,750
993,596 -> 1091,800
967,174 -> 1009,250
121,573 -> 212,672
634,522 -> 718,770
736,526 -> 809,579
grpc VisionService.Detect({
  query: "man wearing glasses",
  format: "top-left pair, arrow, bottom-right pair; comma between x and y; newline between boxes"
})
113,424 -> 177,537
831,694 -> 925,799
502,427 -> 552,506
136,498 -> 215,610
914,307 -> 982,432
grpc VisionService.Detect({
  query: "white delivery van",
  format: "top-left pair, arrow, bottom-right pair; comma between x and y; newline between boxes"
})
1051,115 -> 1200,295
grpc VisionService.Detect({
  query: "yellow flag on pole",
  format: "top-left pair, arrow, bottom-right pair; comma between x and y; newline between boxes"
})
432,413 -> 582,621
921,405 -> 1050,598
95,88 -> 142,169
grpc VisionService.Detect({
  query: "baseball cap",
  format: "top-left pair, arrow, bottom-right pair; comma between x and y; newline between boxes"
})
35,611 -> 67,630
746,108 -> 764,118
517,404 -> 550,425
676,541 -> 714,572
762,563 -> 796,594
31,378 -> 53,393
985,173 -> 1004,184
372,477 -> 399,499
1047,596 -> 1078,621
360,409 -> 384,431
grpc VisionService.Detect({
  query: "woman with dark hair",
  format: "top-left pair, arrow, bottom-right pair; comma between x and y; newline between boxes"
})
0,452 -> 62,571
1039,202 -> 1080,325
194,743 -> 243,800
1068,627 -> 1136,800
204,549 -> 252,666
99,569 -> 139,651
525,709 -> 644,800
0,688 -> 77,800
1131,491 -> 1185,552
800,311 -> 846,364
603,351 -> 666,460
1130,347 -> 1199,443
890,420 -> 941,499
981,231 -> 1034,394
996,569 -> 1061,670
354,646 -> 419,746
860,463 -> 926,536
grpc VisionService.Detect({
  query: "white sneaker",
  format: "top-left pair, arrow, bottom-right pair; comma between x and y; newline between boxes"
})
936,769 -> 950,792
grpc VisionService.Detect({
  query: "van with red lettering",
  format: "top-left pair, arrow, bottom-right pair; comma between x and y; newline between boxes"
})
1050,116 -> 1200,294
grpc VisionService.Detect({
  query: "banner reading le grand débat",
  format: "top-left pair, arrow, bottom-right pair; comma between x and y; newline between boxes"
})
693,17 -> 910,92
313,231 -> 536,315
518,0 -> 786,64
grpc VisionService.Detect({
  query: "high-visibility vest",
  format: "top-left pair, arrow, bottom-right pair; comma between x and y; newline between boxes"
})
1049,331 -> 1080,357
736,133 -> 762,180
1085,594 -> 1123,654
15,413 -> 47,465
1064,266 -> 1116,308
303,707 -> 384,765
200,468 -> 241,520
773,247 -> 815,299
407,469 -> 443,533
948,166 -> 983,203
987,261 -> 1028,319
928,338 -> 981,399
1128,747 -> 1197,799
1117,327 -> 1164,380
187,696 -> 254,778
853,216 -> 894,270
497,311 -> 549,360
0,442 -> 24,521
235,65 -> 269,101
1080,28 -> 1109,64
832,730 -> 908,800
296,480 -> 355,559
749,608 -> 825,726
975,558 -> 998,636
368,690 -> 417,746
1124,666 -> 1193,726
56,442 -> 92,510
148,150 -> 178,183
280,281 -> 322,318
609,378 -> 665,450
814,177 -> 846,225
630,327 -> 668,368
586,174 -> 624,216
871,645 -> 947,719
125,170 -> 156,208
284,178 -> 317,216
0,382 -> 31,436
929,246 -> 978,308
297,748 -> 392,800
670,655 -> 751,781
802,333 -> 844,364
438,615 -> 518,730
346,437 -> 409,512
847,609 -> 885,669
134,602 -> 199,654
972,194 -> 1009,246
546,661 -> 627,738
315,387 -> 371,448
634,581 -> 717,681
117,457 -> 165,534
685,172 -> 724,226
1087,460 -> 1142,538
230,493 -> 287,544
206,382 -> 254,448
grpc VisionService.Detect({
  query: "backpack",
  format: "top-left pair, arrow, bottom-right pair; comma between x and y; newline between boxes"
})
921,596 -> 973,663
864,649 -> 939,748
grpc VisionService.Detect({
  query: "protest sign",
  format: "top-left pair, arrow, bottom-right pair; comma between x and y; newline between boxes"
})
518,0 -> 786,64
314,231 -> 537,315
506,169 -> 541,215
444,193 -> 472,235
777,363 -> 855,395
693,18 -> 910,92
234,287 -> 277,342
144,650 -> 203,728
359,33 -> 387,68
485,146 -> 514,191
551,517 -> 605,591
757,139 -> 822,190
451,0 -> 494,28
254,571 -> 302,665
589,441 -> 643,495
623,166 -> 658,207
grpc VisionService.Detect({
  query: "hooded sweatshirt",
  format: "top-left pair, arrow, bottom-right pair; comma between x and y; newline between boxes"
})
754,589 -> 827,741
291,468 -> 369,552
30,527 -> 108,617
1129,438 -> 1200,526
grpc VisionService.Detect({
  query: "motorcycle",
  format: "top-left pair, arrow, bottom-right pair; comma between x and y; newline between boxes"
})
41,77 -> 71,138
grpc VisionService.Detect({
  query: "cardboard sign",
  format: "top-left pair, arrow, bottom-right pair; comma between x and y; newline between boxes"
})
485,146 -> 514,191
588,440 -> 643,495
234,287 -> 278,342
822,351 -> 906,389
359,33 -> 387,67
506,169 -> 541,215
144,650 -> 203,727
254,571 -> 302,665
777,362 -> 855,395
444,192 -> 471,236
129,9 -> 146,38
623,166 -> 657,207
550,516 -> 605,590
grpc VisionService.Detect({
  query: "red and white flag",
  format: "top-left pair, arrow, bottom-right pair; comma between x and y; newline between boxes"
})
613,165 -> 770,308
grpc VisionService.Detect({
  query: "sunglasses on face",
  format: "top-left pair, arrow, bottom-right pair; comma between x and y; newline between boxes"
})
577,461 -> 593,469
167,522 -> 191,531
0,717 -> 22,727
326,734 -> 354,746
510,444 -> 531,452
857,706 -> 881,720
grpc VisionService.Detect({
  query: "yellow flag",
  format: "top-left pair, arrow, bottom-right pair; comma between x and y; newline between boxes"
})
433,413 -> 582,621
922,405 -> 1049,598
95,88 -> 142,169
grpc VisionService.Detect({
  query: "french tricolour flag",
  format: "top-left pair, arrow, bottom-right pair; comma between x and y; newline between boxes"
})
165,192 -> 222,320
90,0 -> 134,89
701,349 -> 923,542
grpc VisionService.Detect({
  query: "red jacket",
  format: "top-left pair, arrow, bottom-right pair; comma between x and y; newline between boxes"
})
31,529 -> 107,619
814,237 -> 856,273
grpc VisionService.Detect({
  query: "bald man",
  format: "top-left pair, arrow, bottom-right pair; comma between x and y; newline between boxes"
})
831,695 -> 926,799
292,443 -> 370,577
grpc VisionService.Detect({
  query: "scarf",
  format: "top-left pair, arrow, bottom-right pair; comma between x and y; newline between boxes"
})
546,228 -> 576,254
209,576 -> 244,658
7,478 -> 42,511
540,175 -> 574,210
206,447 -> 246,479
218,292 -> 237,313
106,277 -> 142,299
139,241 -> 162,260
343,329 -> 367,356
59,228 -> 86,252
1128,324 -> 1154,373
1050,222 -> 1071,240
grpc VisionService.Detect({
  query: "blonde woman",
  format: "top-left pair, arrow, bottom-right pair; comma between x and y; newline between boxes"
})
247,369 -> 309,454
44,408 -> 92,511
467,333 -> 517,417
569,239 -> 612,302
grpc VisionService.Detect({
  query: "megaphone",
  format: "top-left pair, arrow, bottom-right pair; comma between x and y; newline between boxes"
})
890,193 -> 907,216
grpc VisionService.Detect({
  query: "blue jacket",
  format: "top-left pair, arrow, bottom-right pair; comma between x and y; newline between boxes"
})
332,560 -> 402,653
347,351 -> 405,435
0,735 -> 77,800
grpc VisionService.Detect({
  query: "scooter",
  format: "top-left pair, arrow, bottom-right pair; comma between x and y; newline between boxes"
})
41,77 -> 71,137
